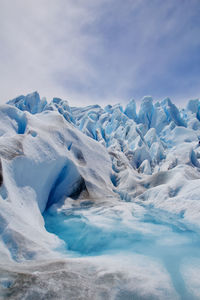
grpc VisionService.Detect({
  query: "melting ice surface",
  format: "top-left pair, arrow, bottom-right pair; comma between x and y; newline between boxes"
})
44,201 -> 200,300
2,92 -> 200,299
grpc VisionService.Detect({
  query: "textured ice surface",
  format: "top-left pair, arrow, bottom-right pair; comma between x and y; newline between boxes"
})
1,92 -> 200,299
43,202 -> 200,299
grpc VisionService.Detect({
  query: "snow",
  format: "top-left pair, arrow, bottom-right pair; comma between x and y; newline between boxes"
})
1,91 -> 200,299
0,102 -> 114,264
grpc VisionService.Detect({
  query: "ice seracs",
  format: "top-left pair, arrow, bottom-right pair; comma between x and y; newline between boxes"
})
7,91 -> 47,114
1,91 -> 200,299
5,92 -> 200,216
0,101 -> 114,263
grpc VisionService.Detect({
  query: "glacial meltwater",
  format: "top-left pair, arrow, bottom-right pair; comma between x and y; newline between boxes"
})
43,200 -> 200,300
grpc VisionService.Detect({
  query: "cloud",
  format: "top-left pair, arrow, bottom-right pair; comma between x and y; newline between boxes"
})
0,0 -> 105,105
0,0 -> 200,107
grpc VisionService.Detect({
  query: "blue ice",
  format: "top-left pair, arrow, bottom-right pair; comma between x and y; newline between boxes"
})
44,202 -> 200,300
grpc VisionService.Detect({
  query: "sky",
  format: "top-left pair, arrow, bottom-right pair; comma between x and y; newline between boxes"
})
0,0 -> 200,107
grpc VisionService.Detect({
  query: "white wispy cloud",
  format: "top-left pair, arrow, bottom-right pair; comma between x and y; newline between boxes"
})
0,0 -> 105,105
0,0 -> 200,106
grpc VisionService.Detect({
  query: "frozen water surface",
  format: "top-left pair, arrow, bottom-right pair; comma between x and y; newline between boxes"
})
44,201 -> 200,300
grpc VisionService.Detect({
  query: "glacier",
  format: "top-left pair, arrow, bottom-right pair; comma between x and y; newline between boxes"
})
1,91 -> 200,299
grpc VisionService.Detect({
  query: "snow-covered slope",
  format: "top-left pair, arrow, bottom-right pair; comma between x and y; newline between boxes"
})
1,91 -> 200,299
0,99 -> 114,263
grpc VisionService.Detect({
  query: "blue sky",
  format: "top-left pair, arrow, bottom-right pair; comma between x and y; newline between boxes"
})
0,0 -> 200,107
